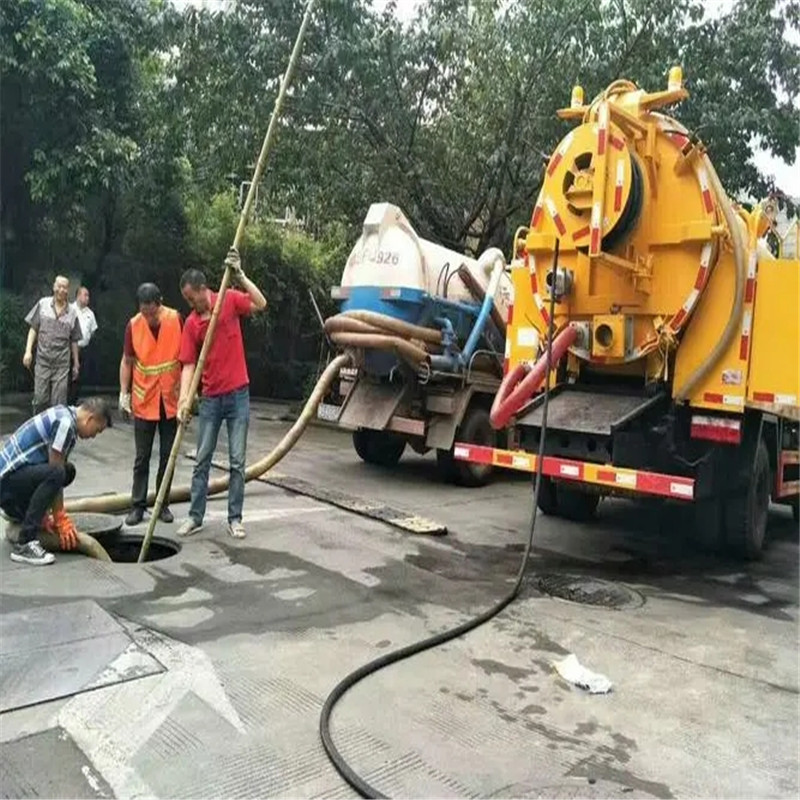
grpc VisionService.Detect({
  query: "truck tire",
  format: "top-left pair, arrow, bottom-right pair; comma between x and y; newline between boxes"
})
725,439 -> 771,560
556,485 -> 600,522
352,429 -> 406,467
437,405 -> 495,487
534,474 -> 559,515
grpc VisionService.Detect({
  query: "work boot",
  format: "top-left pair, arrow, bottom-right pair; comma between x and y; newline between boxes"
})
159,506 -> 174,523
125,508 -> 144,527
11,540 -> 55,566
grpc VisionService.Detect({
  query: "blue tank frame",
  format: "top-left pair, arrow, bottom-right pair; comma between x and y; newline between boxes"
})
339,286 -> 503,377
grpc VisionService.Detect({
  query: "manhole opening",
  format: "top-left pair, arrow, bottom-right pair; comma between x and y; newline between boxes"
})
533,573 -> 644,609
100,534 -> 181,563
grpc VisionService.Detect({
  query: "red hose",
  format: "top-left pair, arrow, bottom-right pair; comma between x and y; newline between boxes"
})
489,325 -> 578,429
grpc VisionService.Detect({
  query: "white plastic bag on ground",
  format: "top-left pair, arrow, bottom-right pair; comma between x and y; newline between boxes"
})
553,653 -> 613,694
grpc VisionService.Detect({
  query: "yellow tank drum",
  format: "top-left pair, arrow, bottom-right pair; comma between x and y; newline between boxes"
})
455,69 -> 800,561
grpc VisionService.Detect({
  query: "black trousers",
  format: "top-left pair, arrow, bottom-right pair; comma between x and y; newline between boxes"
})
131,401 -> 178,511
0,462 -> 77,544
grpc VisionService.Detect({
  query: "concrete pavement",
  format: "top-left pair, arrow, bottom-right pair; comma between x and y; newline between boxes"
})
0,400 -> 797,798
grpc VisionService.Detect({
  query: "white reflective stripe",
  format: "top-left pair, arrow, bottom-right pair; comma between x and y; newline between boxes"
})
700,242 -> 713,268
560,464 -> 580,477
741,310 -> 752,336
723,395 -> 745,407
453,446 -> 470,459
615,159 -> 625,184
775,394 -> 798,405
697,168 -> 710,191
670,482 -> 693,498
684,289 -> 699,310
517,327 -> 540,347
512,455 -> 531,469
747,251 -> 757,279
615,472 -> 637,487
692,415 -> 741,430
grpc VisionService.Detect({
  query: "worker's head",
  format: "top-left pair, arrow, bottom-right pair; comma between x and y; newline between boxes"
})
76,286 -> 90,308
136,282 -> 163,326
75,397 -> 113,439
53,275 -> 69,302
180,269 -> 210,314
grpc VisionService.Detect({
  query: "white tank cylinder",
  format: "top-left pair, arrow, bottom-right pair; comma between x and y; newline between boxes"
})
340,202 -> 513,321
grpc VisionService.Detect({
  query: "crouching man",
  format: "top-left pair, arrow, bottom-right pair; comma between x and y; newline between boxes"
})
0,397 -> 112,565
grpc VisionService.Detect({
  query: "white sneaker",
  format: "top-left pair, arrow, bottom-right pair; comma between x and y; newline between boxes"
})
177,517 -> 203,537
11,540 -> 55,566
227,520 -> 246,539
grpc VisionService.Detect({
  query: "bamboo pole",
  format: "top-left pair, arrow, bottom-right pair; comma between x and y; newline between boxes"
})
137,0 -> 318,562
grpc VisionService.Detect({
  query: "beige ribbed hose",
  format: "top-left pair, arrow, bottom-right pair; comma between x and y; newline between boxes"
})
65,353 -> 353,516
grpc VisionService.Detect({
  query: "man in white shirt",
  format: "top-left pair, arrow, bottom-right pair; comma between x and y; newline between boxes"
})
69,286 -> 98,404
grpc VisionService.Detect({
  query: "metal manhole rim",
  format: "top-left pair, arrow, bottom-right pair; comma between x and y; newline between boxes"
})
531,571 -> 646,610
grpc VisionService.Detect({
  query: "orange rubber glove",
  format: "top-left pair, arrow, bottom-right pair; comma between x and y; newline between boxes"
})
52,509 -> 78,550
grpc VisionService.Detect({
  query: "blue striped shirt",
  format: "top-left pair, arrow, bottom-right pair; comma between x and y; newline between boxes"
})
0,406 -> 78,479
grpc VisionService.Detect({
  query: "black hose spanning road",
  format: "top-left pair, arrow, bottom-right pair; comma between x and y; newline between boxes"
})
318,243 -> 562,798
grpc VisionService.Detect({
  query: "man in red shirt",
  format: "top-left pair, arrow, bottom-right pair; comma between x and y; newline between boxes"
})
176,247 -> 267,539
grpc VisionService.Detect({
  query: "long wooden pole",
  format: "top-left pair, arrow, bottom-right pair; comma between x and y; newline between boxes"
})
137,0 -> 318,562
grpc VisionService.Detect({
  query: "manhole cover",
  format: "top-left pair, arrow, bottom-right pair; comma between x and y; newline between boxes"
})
70,512 -> 124,536
533,573 -> 644,609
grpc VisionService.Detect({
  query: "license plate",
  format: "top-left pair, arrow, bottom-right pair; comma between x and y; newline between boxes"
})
316,402 -> 341,422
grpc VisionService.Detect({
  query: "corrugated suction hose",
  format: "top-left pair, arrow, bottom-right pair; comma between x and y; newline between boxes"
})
672,153 -> 747,401
65,353 -> 353,516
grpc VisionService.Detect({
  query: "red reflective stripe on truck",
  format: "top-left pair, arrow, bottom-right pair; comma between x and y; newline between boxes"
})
453,444 -> 695,500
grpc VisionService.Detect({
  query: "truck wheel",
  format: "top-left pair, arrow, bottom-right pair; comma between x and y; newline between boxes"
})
534,474 -> 559,515
352,429 -> 406,467
437,405 -> 495,487
725,439 -> 771,560
557,485 -> 600,522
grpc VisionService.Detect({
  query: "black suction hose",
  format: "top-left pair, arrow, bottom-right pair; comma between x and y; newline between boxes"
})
319,240 -> 562,798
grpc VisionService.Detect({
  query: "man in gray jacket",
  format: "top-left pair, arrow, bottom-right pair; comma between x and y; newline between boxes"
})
23,275 -> 82,413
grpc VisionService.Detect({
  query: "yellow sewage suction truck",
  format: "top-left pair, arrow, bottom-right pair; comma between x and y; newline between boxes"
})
454,68 -> 800,559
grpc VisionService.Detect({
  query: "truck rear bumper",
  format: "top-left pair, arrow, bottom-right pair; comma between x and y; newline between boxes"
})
453,443 -> 696,501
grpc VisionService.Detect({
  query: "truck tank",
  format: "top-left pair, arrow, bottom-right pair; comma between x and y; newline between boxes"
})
455,68 -> 800,557
321,202 -> 516,486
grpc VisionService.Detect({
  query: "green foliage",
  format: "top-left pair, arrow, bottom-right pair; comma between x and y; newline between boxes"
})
0,294 -> 31,392
2,0 -> 797,399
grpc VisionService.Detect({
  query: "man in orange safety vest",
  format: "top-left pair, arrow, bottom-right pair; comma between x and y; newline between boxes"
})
119,283 -> 183,527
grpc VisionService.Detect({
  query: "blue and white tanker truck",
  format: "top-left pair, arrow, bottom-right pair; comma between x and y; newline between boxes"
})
318,202 -> 514,486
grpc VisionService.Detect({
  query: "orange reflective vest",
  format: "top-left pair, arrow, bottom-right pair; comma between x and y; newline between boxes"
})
130,307 -> 182,421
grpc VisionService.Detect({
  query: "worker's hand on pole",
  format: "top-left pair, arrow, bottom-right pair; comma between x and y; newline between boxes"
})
224,246 -> 245,286
119,391 -> 132,421
177,397 -> 192,424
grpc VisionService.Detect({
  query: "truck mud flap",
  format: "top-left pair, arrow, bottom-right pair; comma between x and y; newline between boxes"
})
338,376 -> 407,431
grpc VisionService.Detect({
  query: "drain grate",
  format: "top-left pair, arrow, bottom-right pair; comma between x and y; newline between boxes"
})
532,573 -> 644,609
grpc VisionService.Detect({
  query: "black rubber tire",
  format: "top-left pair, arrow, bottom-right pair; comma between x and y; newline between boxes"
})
437,405 -> 495,487
557,485 -> 600,522
725,439 -> 771,560
352,429 -> 406,467
792,498 -> 799,524
534,474 -> 559,515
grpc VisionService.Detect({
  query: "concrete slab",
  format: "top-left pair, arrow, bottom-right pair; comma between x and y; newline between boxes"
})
0,406 -> 797,798
0,726 -> 115,799
0,600 -> 163,713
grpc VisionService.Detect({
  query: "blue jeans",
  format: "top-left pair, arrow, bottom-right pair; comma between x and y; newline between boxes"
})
189,386 -> 249,524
